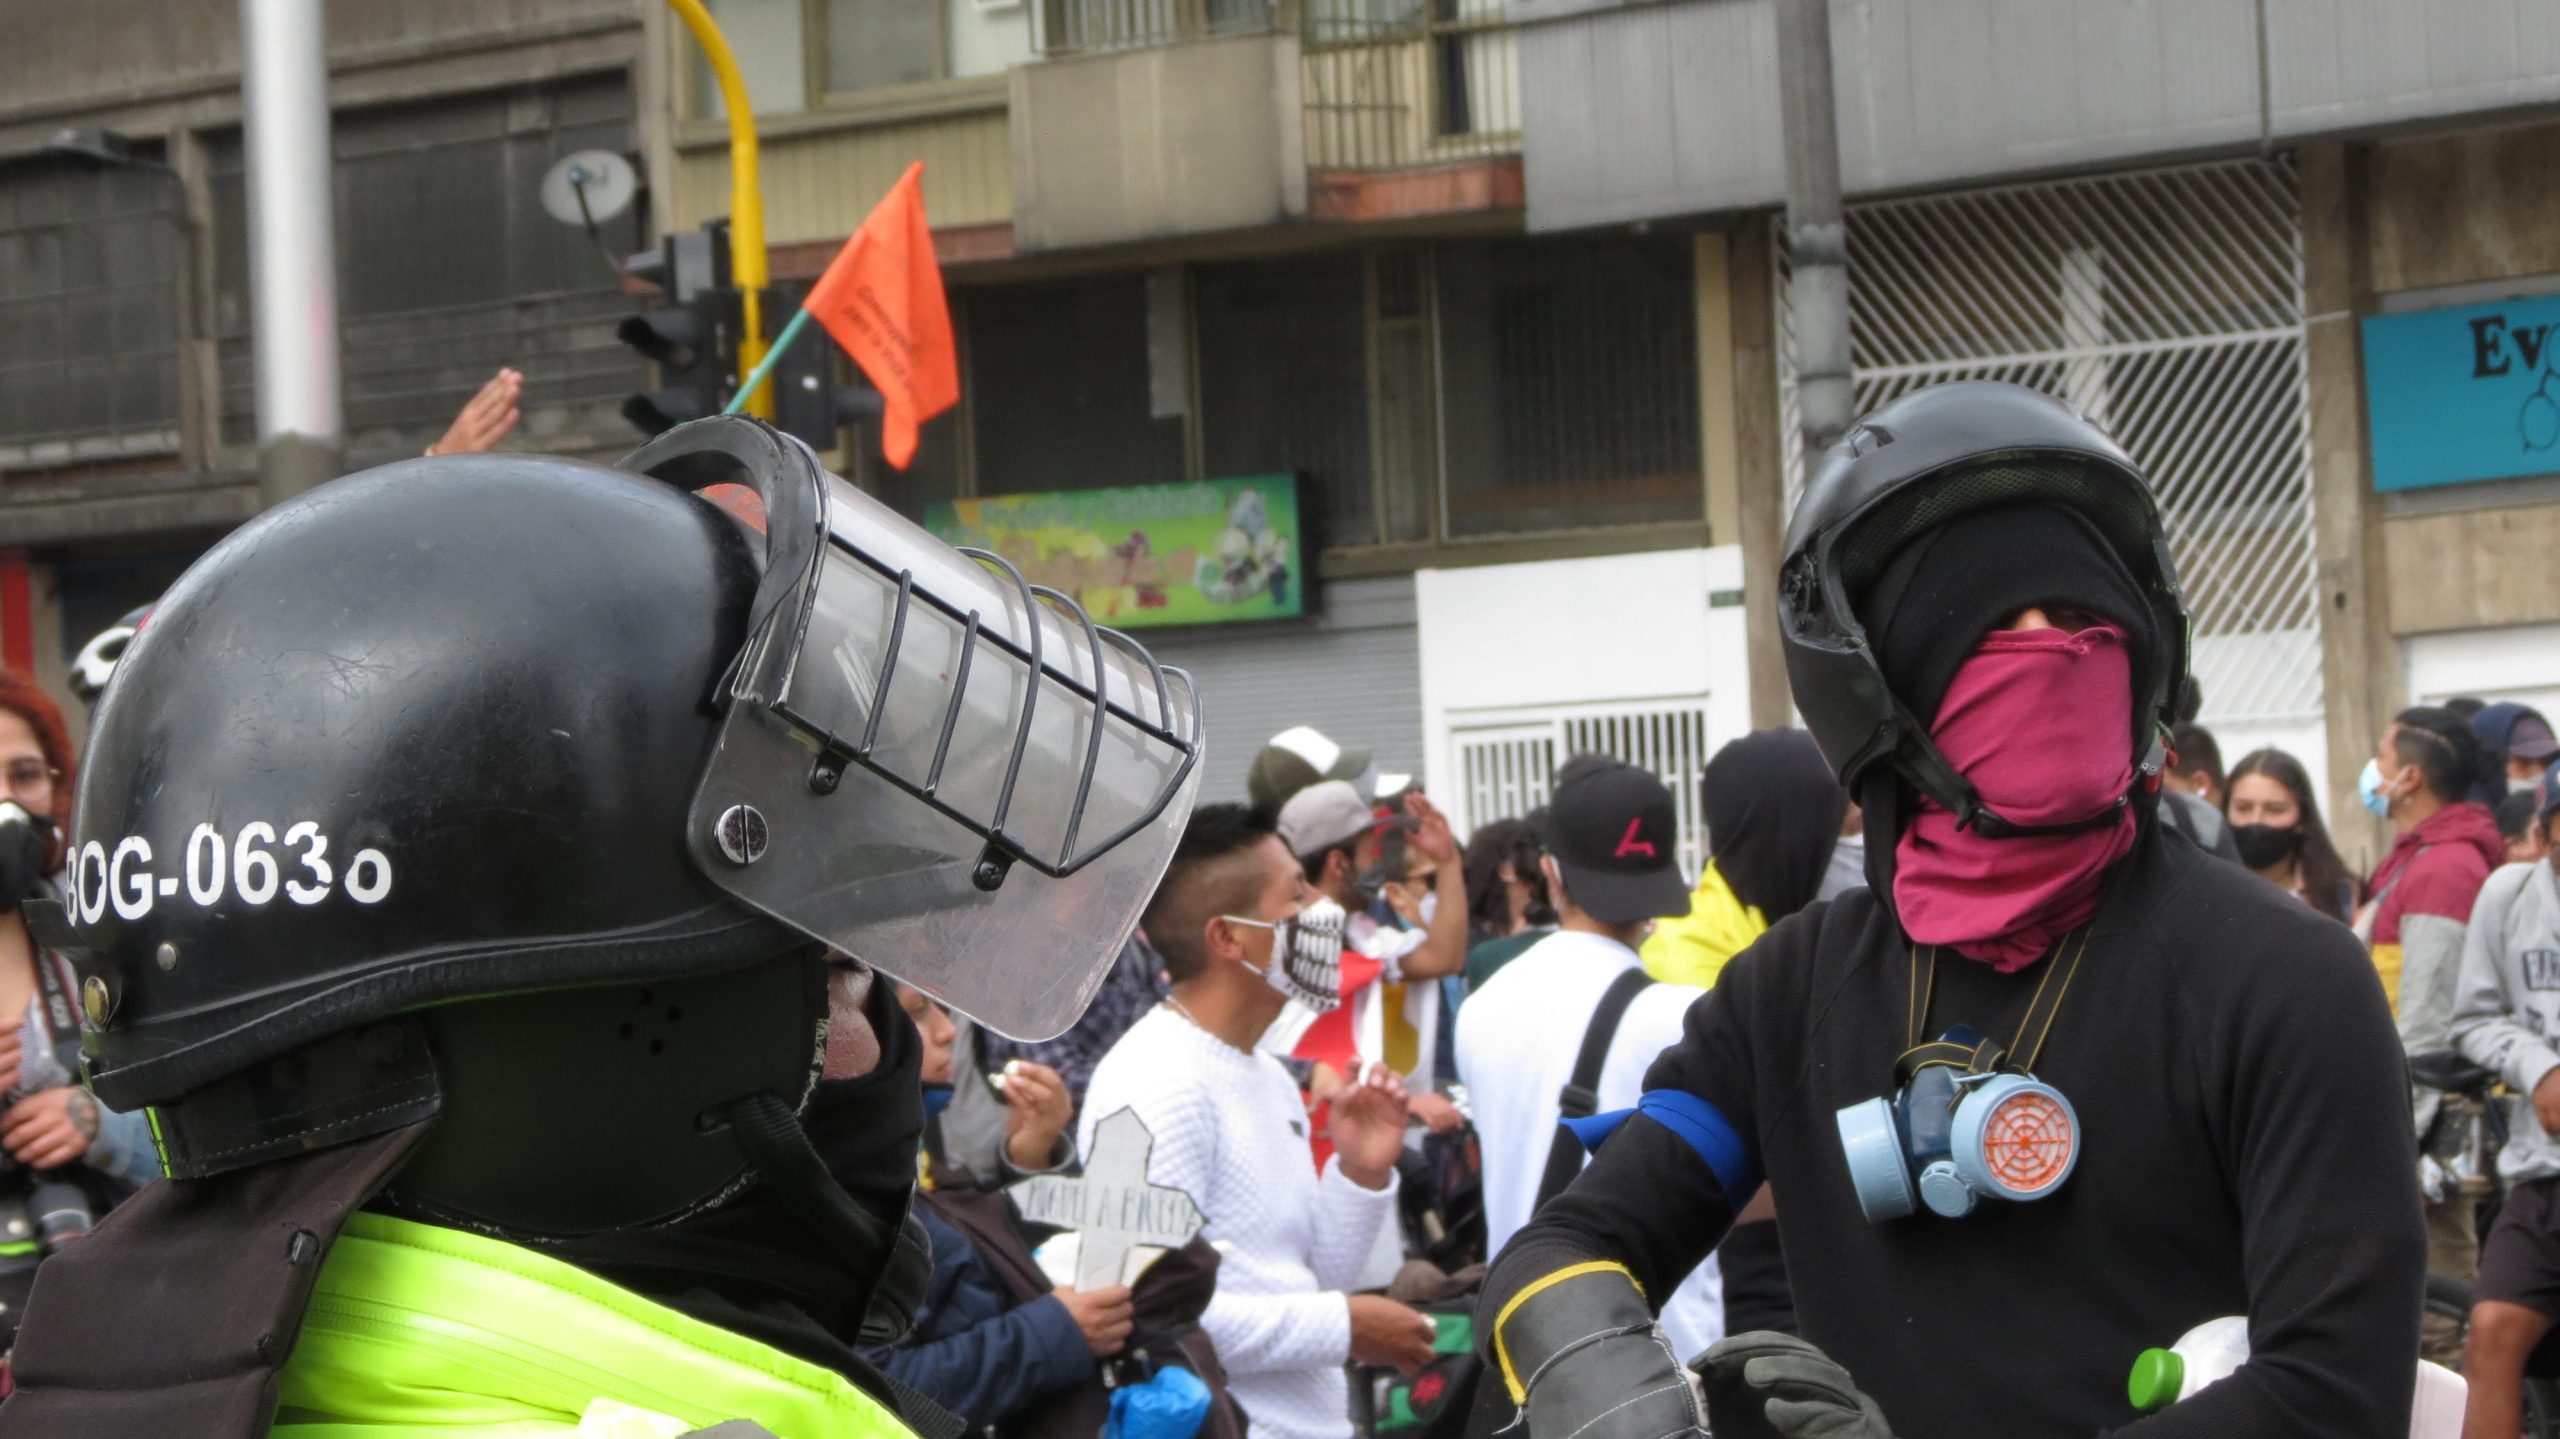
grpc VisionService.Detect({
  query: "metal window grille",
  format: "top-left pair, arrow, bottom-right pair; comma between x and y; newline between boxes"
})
0,158 -> 183,471
1451,699 -> 1715,884
1776,157 -> 2318,728
1437,234 -> 1702,539
208,76 -> 645,470
1034,0 -> 1275,56
1196,256 -> 1374,544
1302,0 -> 1519,171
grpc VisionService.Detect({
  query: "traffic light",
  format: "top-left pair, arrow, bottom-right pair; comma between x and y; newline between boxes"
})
763,281 -> 887,453
619,225 -> 739,437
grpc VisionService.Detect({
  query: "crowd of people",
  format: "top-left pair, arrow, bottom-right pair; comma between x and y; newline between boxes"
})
0,382 -> 2551,1439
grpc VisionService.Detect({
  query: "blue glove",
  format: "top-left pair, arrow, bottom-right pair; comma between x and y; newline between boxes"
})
1106,1364 -> 1213,1439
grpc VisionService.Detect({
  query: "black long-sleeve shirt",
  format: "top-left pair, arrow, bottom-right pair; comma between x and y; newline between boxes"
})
1484,822 -> 2425,1438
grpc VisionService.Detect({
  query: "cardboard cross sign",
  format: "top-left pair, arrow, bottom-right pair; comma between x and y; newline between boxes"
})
1011,1107 -> 1206,1291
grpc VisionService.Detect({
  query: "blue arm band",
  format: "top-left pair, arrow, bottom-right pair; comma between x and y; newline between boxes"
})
1559,1090 -> 1762,1205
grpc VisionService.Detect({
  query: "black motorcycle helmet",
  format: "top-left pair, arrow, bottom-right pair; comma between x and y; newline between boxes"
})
1778,381 -> 2193,840
33,417 -> 1201,1243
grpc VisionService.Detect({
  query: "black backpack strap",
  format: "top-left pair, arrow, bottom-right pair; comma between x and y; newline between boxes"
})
1534,967 -> 1657,1212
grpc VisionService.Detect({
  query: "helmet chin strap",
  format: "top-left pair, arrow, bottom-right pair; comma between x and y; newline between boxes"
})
1891,710 -> 2165,842
722,1090 -> 933,1346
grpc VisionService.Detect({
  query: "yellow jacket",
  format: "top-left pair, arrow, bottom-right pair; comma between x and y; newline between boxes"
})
1639,861 -> 1767,989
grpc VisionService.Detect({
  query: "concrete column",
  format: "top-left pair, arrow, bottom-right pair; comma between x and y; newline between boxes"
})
2300,140 -> 2400,870
1696,232 -> 1740,547
241,0 -> 343,506
1729,220 -> 1793,732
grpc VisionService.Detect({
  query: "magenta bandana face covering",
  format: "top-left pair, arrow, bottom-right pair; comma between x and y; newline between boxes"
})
1892,624 -> 2138,972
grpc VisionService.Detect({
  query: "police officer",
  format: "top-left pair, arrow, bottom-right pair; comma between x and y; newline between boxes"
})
0,417 -> 1202,1438
1478,383 -> 2424,1439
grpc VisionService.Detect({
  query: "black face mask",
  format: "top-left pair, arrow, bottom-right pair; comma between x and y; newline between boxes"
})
0,803 -> 52,913
2230,823 -> 2303,871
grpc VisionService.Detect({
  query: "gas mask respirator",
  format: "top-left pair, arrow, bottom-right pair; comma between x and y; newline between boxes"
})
1227,897 -> 1348,1013
1834,940 -> 2087,1223
0,802 -> 51,913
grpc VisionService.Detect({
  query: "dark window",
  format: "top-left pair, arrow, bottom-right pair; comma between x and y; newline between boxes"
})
965,276 -> 1187,496
0,154 -> 182,467
1195,255 -> 1372,550
1435,235 -> 1700,538
209,74 -> 644,467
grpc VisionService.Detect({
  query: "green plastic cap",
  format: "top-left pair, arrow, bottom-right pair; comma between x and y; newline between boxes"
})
2127,1348 -> 2185,1412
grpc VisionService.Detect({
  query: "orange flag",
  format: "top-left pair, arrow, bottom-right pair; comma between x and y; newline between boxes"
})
803,162 -> 958,470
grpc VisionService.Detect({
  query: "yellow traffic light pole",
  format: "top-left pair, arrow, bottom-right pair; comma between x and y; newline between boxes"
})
665,0 -> 771,418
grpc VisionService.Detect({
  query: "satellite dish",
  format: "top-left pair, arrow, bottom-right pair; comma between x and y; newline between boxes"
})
540,150 -> 640,228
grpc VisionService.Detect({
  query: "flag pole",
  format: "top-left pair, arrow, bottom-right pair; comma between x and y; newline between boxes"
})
723,305 -> 816,416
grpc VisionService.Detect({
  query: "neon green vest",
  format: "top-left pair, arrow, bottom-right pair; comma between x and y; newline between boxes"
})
272,1211 -> 925,1439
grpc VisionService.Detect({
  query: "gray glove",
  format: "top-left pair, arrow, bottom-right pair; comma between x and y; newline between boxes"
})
1695,1332 -> 1896,1439
1491,1265 -> 1705,1439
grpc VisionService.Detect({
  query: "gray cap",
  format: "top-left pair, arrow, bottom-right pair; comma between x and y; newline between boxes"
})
1277,779 -> 1379,858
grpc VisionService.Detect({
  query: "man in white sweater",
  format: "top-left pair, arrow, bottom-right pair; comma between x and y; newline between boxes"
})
1082,803 -> 1439,1439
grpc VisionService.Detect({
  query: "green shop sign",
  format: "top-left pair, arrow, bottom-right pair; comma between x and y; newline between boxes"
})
926,476 -> 1303,629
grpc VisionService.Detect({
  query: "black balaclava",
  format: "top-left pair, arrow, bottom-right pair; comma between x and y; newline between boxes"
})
1702,730 -> 1850,923
1845,500 -> 2161,908
1853,501 -> 2158,736
556,973 -> 924,1379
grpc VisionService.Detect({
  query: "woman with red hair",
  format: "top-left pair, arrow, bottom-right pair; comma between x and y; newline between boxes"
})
0,671 -> 158,1334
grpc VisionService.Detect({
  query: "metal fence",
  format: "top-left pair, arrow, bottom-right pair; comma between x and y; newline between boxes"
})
1776,156 -> 2320,733
1452,699 -> 1715,885
1302,0 -> 1518,171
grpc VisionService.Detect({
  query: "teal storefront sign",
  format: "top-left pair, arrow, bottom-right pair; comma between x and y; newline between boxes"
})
2363,294 -> 2560,491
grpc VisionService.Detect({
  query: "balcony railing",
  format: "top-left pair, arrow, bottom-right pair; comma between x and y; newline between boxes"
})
1032,0 -> 1279,59
1302,0 -> 1518,172
1028,0 -> 1520,175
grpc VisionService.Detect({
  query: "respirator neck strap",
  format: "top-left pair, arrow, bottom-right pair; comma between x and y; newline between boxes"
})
1898,925 -> 2096,1075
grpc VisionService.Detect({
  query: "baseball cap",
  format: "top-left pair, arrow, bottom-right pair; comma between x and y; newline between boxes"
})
2512,712 -> 2560,763
1537,754 -> 1691,925
1277,780 -> 1381,858
1248,726 -> 1372,816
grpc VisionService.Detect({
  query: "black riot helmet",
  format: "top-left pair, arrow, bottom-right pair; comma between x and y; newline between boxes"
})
1778,381 -> 2192,837
35,417 -> 1201,1243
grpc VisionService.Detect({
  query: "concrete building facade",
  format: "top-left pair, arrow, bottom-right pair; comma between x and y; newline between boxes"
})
8,0 -> 2560,874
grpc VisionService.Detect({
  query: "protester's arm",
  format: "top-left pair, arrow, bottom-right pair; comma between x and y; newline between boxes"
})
2398,911 -> 2469,1059
863,1293 -> 1094,1427
1308,1076 -> 1404,1291
1482,971 -> 1757,1326
2450,869 -> 2560,1097
1077,1078 -> 1355,1375
425,368 -> 520,456
2395,852 -> 2491,1061
1390,795 -> 1470,981
1475,952 -> 1767,1439
84,1101 -> 161,1188
2111,924 -> 2425,1438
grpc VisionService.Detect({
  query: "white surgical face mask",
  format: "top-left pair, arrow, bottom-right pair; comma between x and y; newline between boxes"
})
2515,774 -> 2545,798
1223,897 -> 1347,1013
1417,891 -> 1439,927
